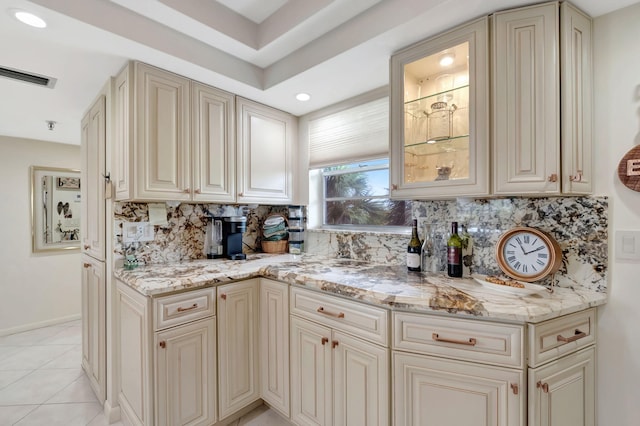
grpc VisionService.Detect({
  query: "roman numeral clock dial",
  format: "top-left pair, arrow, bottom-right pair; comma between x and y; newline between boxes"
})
495,227 -> 562,282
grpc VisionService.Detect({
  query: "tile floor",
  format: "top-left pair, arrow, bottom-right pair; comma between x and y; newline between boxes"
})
0,320 -> 291,426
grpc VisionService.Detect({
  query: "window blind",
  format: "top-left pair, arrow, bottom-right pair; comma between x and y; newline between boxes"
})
308,96 -> 389,168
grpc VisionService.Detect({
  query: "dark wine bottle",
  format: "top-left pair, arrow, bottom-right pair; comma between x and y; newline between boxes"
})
447,221 -> 463,277
407,219 -> 422,272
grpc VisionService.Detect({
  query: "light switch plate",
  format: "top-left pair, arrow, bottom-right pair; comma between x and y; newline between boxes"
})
615,230 -> 640,261
122,221 -> 154,243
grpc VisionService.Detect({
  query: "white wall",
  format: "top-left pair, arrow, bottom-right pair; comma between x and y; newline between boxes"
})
593,3 -> 640,423
0,136 -> 81,335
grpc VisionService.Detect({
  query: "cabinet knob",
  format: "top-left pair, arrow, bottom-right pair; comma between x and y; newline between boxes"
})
194,189 -> 201,194
183,188 -> 190,193
391,184 -> 398,190
83,245 -> 90,250
83,263 -> 91,268
238,192 -> 244,197
537,381 -> 549,393
321,337 -> 329,345
332,340 -> 339,349
510,383 -> 519,395
220,293 -> 227,300
569,170 -> 583,182
159,341 -> 166,349
547,174 -> 558,182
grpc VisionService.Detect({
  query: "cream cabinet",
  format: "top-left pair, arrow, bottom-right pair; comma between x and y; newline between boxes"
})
389,17 -> 490,199
259,278 -> 290,417
114,62 -> 235,202
80,94 -> 106,260
81,255 -> 106,404
155,318 -> 217,426
393,352 -> 524,426
236,97 -> 296,204
217,279 -> 260,420
115,282 -> 217,426
290,287 -> 390,426
528,346 -> 595,426
493,1 -> 593,195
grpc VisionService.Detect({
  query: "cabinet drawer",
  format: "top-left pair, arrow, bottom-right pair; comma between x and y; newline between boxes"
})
290,287 -> 389,346
154,287 -> 215,331
393,312 -> 524,368
528,308 -> 596,368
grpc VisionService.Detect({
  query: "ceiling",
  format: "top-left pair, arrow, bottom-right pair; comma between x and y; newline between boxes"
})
0,0 -> 637,145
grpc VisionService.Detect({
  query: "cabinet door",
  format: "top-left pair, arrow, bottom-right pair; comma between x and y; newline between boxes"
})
135,62 -> 191,201
260,279 -> 290,417
155,317 -> 217,426
236,97 -> 296,204
393,352 -> 524,426
217,280 -> 260,419
528,346 -> 595,426
116,281 -> 152,426
114,65 -> 134,201
389,17 -> 490,199
191,82 -> 236,202
333,331 -> 389,426
560,2 -> 593,194
291,316 -> 333,426
81,255 -> 106,403
493,3 -> 560,195
80,95 -> 106,260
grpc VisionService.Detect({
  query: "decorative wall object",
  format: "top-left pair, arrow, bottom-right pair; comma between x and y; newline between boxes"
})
617,145 -> 640,191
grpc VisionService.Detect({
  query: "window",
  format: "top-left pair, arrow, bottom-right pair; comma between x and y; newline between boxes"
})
318,159 -> 412,228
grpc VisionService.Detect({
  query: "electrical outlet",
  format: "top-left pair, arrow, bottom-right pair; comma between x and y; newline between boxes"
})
122,221 -> 154,243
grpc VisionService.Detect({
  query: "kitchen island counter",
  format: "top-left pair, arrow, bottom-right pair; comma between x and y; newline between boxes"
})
114,254 -> 607,323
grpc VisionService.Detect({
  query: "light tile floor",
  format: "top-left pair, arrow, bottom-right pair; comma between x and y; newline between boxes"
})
0,320 -> 291,426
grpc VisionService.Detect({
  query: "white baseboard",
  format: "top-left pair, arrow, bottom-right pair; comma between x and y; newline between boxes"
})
103,400 -> 121,424
0,313 -> 81,336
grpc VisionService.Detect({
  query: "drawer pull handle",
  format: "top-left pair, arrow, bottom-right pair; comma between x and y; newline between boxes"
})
432,333 -> 477,346
220,294 -> 227,300
321,337 -> 329,345
557,329 -> 587,343
159,341 -> 166,349
332,340 -> 339,349
511,383 -> 519,395
537,381 -> 549,393
83,263 -> 91,268
177,303 -> 198,312
316,307 -> 345,318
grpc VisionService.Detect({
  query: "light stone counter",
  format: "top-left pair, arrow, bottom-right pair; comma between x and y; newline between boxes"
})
114,254 -> 607,324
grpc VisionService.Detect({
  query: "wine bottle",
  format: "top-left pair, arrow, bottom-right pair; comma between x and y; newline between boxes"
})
407,219 -> 422,272
447,221 -> 463,277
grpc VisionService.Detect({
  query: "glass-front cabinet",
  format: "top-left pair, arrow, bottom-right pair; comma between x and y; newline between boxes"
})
390,17 -> 489,199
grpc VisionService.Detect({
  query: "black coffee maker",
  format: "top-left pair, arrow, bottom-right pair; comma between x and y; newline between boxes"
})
219,216 -> 247,260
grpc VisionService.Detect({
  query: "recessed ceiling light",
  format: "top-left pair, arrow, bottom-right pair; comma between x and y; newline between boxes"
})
439,53 -> 454,67
296,93 -> 311,102
13,10 -> 47,28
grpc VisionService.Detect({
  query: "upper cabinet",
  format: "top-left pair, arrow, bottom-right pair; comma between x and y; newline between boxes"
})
390,17 -> 490,199
81,94 -> 106,260
493,1 -> 592,195
114,62 -> 236,203
236,97 -> 296,204
390,1 -> 592,199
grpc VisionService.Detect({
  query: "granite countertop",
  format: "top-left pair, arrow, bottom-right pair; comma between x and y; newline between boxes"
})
113,254 -> 608,324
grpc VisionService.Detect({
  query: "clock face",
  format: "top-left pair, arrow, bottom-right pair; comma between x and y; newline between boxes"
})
496,227 -> 562,282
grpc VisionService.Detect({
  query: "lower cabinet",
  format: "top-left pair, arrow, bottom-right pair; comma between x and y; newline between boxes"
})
393,352 -> 524,426
260,279 -> 290,417
155,318 -> 217,426
290,316 -> 390,426
528,346 -> 595,426
81,255 -> 106,404
217,279 -> 260,419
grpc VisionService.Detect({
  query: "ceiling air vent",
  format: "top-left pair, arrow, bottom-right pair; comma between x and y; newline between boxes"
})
0,66 -> 57,88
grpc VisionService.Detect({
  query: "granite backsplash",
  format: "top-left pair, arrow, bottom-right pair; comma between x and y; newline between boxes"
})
114,196 -> 608,293
306,196 -> 608,293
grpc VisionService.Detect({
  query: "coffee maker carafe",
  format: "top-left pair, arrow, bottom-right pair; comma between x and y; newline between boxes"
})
204,218 -> 224,259
220,216 -> 247,260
